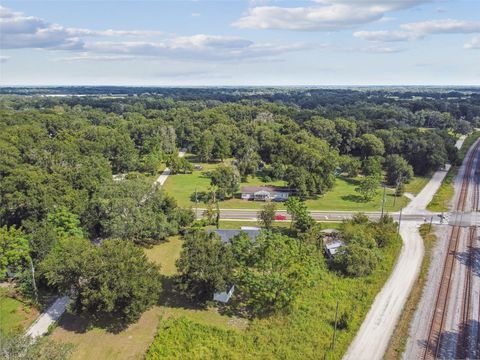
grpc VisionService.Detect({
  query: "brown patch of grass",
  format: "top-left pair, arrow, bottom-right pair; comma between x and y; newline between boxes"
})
384,224 -> 436,359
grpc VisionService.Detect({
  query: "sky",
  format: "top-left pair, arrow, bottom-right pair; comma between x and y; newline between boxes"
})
0,0 -> 479,86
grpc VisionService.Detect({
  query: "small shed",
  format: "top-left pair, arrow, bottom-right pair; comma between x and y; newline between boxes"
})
324,240 -> 345,258
321,229 -> 345,258
213,285 -> 235,303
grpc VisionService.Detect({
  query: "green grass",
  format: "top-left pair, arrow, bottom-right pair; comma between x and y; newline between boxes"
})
386,224 -> 437,359
404,176 -> 430,196
146,233 -> 403,360
428,131 -> 480,212
163,160 -> 408,212
0,288 -> 38,338
144,236 -> 182,276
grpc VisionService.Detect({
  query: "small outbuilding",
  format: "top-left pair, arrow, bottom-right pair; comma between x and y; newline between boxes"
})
321,229 -> 345,258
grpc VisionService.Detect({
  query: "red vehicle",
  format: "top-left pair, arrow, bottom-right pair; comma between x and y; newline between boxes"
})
275,214 -> 287,221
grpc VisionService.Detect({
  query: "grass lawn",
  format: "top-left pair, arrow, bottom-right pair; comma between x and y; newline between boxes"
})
404,176 -> 430,196
0,287 -> 38,338
163,160 -> 408,212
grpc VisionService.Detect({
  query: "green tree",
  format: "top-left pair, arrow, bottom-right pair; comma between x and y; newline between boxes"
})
89,176 -> 184,245
176,230 -> 235,302
258,202 -> 277,230
209,165 -> 240,199
285,197 -> 314,233
197,131 -> 214,162
233,232 -> 315,316
355,134 -> 385,159
355,175 -> 381,202
0,226 -> 30,280
332,243 -> 377,277
384,154 -> 414,186
47,207 -> 83,239
41,237 -> 162,325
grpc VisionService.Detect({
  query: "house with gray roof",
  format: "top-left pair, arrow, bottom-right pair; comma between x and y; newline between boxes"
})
208,227 -> 260,303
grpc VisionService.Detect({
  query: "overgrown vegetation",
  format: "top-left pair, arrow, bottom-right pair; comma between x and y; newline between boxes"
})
147,215 -> 402,359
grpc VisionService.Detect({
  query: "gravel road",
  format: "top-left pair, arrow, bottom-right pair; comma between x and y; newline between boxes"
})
344,135 -> 467,360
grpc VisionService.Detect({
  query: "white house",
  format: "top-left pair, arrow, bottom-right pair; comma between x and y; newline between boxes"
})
240,186 -> 290,202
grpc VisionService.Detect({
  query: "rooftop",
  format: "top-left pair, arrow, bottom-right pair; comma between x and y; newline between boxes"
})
208,229 -> 261,244
240,186 -> 290,194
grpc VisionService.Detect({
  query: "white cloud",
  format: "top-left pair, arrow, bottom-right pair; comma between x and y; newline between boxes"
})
465,36 -> 480,49
355,19 -> 480,42
354,30 -> 419,42
191,12 -> 201,17
0,55 -> 10,63
0,6 -> 161,50
401,19 -> 480,34
82,36 -> 312,61
0,5 -> 311,61
233,0 -> 427,31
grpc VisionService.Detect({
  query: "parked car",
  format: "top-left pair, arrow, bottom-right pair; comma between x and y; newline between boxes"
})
275,214 -> 287,221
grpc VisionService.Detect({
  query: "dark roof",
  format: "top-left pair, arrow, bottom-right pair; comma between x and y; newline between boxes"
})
208,229 -> 260,244
241,186 -> 290,194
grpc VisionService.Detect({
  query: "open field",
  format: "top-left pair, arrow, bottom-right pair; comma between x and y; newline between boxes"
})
163,160 -> 408,212
385,224 -> 437,359
0,287 -> 38,338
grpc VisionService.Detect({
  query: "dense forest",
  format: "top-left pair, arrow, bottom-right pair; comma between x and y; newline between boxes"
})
1,87 -> 478,357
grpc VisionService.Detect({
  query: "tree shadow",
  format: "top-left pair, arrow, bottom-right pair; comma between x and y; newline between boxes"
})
56,310 -> 132,334
419,320 -> 480,359
338,176 -> 360,186
157,275 -> 208,312
341,194 -> 368,203
453,247 -> 480,278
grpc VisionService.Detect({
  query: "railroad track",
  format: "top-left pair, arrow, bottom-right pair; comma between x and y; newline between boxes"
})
423,139 -> 480,360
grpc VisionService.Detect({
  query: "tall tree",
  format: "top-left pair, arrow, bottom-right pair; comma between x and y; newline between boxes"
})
176,231 -> 235,301
41,237 -> 162,325
258,202 -> 277,230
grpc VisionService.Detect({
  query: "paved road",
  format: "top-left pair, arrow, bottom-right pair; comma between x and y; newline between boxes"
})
196,208 -> 437,223
343,135 -> 467,360
26,296 -> 70,339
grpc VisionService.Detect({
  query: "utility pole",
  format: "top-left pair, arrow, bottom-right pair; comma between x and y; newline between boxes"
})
29,258 -> 38,303
195,188 -> 198,220
381,184 -> 387,217
331,301 -> 339,350
215,198 -> 220,229
393,175 -> 403,208
397,207 -> 403,241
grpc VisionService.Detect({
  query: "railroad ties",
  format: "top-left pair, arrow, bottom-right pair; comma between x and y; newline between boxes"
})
423,139 -> 480,360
